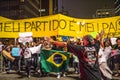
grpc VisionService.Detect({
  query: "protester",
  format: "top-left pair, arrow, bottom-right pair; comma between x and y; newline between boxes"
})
1,33 -> 120,80
48,30 -> 104,80
73,54 -> 79,74
29,41 -> 42,72
11,44 -> 21,72
98,38 -> 113,80
113,37 -> 120,77
42,40 -> 51,50
51,37 -> 67,79
0,41 -> 4,70
0,41 -> 4,53
29,42 -> 38,71
2,43 -> 14,73
6,45 -> 13,73
24,42 -> 32,78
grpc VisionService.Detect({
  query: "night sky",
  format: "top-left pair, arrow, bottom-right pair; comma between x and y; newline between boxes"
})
62,0 -> 114,19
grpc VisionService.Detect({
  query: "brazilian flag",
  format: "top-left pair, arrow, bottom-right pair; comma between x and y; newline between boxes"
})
40,49 -> 70,73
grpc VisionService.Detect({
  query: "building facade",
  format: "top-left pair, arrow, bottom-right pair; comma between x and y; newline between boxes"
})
0,0 -> 40,19
0,0 -> 20,19
93,8 -> 115,18
0,0 -> 60,20
114,0 -> 120,16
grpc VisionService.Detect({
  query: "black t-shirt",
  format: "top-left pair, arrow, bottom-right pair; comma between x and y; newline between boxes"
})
67,41 -> 101,80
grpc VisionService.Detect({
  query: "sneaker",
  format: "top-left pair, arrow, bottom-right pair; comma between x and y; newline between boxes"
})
7,70 -> 11,74
75,71 -> 79,74
28,75 -> 30,78
114,73 -> 119,77
57,74 -> 61,79
63,73 -> 66,77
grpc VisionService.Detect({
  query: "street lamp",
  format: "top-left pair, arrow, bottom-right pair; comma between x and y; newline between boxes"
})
39,0 -> 41,16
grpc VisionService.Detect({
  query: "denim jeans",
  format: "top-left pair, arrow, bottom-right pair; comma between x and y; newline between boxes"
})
32,54 -> 39,70
13,56 -> 21,71
7,60 -> 11,71
24,58 -> 31,76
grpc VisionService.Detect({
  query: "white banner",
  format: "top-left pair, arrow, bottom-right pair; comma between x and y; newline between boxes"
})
18,32 -> 33,43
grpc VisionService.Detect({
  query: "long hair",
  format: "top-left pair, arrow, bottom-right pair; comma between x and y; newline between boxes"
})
104,38 -> 112,47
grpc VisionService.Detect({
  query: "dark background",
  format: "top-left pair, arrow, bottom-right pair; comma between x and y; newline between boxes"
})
62,0 -> 114,18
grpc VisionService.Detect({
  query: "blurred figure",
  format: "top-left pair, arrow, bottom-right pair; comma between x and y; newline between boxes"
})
113,37 -> 120,77
51,37 -> 67,79
11,44 -> 21,72
99,38 -> 113,80
6,45 -> 13,73
0,41 -> 4,53
30,42 -> 38,71
24,42 -> 32,78
73,54 -> 79,74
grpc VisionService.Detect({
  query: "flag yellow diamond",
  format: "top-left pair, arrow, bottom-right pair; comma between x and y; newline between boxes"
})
47,52 -> 67,67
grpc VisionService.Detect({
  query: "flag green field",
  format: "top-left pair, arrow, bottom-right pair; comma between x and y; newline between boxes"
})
40,49 -> 70,73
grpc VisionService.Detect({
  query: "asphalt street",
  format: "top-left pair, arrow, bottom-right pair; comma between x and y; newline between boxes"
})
0,68 -> 120,80
0,70 -> 79,80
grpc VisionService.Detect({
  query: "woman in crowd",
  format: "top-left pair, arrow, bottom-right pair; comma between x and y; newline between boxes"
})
113,37 -> 120,77
98,38 -> 113,80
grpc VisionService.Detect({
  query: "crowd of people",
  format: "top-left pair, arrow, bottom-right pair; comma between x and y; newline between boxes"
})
0,31 -> 120,80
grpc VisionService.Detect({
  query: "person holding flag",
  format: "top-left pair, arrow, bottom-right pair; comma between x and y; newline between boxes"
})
48,37 -> 68,79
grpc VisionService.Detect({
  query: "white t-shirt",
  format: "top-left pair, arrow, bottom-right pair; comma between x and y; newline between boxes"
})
24,48 -> 32,58
98,46 -> 112,64
29,44 -> 42,54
